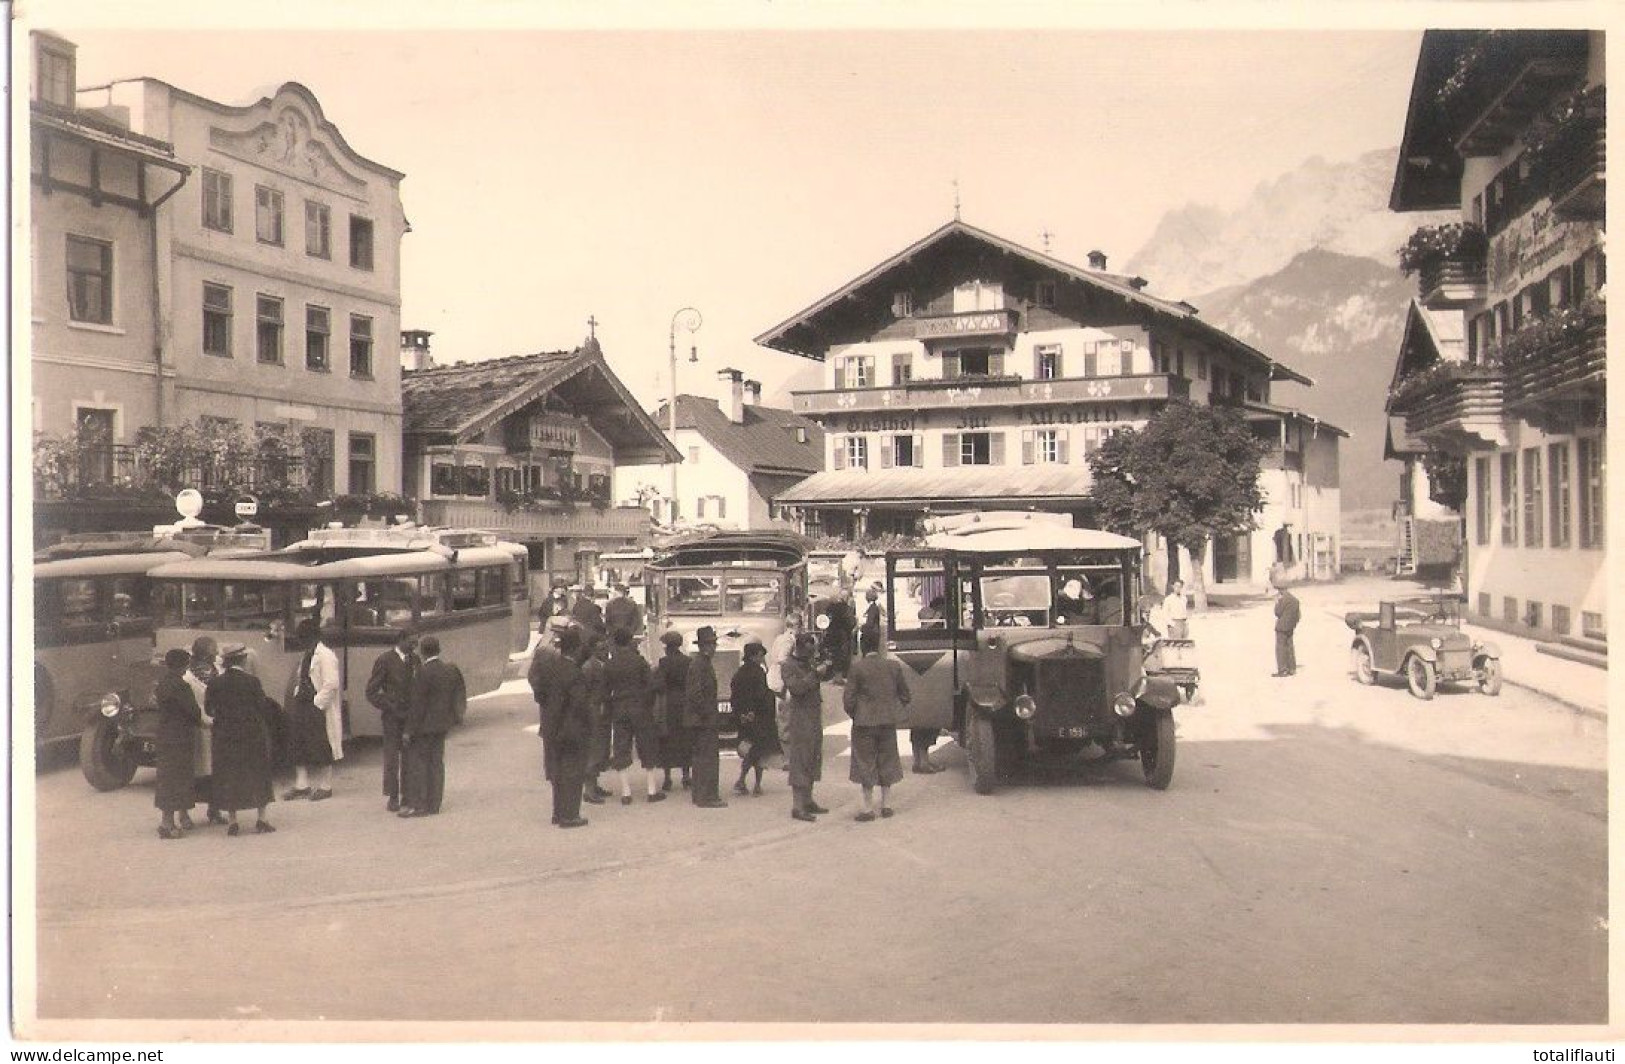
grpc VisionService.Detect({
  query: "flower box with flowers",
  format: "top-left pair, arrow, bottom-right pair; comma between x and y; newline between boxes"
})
1498,293 -> 1607,405
1398,223 -> 1489,278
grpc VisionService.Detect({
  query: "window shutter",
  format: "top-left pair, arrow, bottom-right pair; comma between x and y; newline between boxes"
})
1021,429 -> 1035,465
1033,351 -> 1044,379
943,434 -> 960,467
1058,429 -> 1070,463
1084,350 -> 1097,378
834,357 -> 847,389
990,350 -> 1004,377
696,497 -> 706,518
717,497 -> 726,519
1051,350 -> 1063,378
833,441 -> 847,470
989,432 -> 1006,466
912,434 -> 924,467
943,351 -> 960,379
880,439 -> 894,468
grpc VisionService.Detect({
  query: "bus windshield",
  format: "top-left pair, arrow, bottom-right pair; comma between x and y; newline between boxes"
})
661,572 -> 784,616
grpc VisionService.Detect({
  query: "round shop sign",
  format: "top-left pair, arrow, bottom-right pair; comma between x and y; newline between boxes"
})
174,489 -> 204,520
234,494 -> 260,518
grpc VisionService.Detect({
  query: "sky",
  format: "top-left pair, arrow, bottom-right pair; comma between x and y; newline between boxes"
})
34,5 -> 1428,414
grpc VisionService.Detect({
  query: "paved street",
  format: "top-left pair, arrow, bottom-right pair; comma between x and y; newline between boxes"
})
25,577 -> 1606,1028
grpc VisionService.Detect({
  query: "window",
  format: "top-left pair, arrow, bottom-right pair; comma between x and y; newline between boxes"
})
892,291 -> 914,318
255,186 -> 284,245
36,43 -> 75,107
1474,456 -> 1492,546
1578,435 -> 1605,549
949,347 -> 1000,378
202,283 -> 232,356
1036,280 -> 1057,308
1552,605 -> 1572,636
305,306 -> 330,371
892,352 -> 913,384
1525,601 -> 1543,630
1548,267 -> 1571,310
302,428 -> 335,493
347,433 -> 376,494
834,355 -> 873,389
1176,349 -> 1187,378
687,446 -> 701,465
943,431 -> 1000,467
1035,345 -> 1061,380
460,459 -> 489,498
1522,448 -> 1543,547
953,280 -> 1004,312
833,436 -> 867,470
1499,452 -> 1518,546
65,235 -> 112,324
305,201 -> 331,259
1197,352 -> 1209,380
349,215 -> 374,270
696,495 -> 727,519
1549,443 -> 1572,548
349,314 -> 374,378
256,295 -> 283,364
882,434 -> 922,468
1022,428 -> 1068,465
202,169 -> 233,233
1582,611 -> 1605,640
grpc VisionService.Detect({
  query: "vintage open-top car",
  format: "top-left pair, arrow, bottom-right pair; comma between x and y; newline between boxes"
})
1343,595 -> 1502,699
882,512 -> 1194,794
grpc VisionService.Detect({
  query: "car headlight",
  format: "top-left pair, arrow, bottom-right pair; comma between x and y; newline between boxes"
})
1013,694 -> 1036,720
1113,692 -> 1136,718
1130,675 -> 1148,700
1430,637 -> 1443,650
99,694 -> 122,718
815,614 -> 830,631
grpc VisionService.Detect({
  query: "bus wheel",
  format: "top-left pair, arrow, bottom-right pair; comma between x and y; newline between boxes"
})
967,713 -> 997,796
80,717 -> 137,791
1140,710 -> 1176,790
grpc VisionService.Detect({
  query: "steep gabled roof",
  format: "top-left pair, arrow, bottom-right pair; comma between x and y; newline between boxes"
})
753,218 -> 1312,386
1386,299 -> 1467,404
403,342 -> 680,462
657,395 -> 824,477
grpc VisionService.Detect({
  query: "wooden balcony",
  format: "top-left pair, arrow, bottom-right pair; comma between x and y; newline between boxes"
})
1549,117 -> 1606,221
418,499 -> 649,542
1454,56 -> 1587,157
1504,316 -> 1606,434
792,372 -> 1190,417
33,443 -> 313,500
910,308 -> 1020,342
1418,256 -> 1488,309
1394,373 -> 1507,452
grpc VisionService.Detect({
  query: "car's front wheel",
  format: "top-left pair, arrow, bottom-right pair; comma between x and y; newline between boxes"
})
79,716 -> 137,791
1353,644 -> 1376,685
1476,657 -> 1503,696
1140,709 -> 1176,790
1405,656 -> 1437,701
966,712 -> 997,796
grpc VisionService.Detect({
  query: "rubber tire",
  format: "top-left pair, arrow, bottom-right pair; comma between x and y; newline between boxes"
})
80,716 -> 137,792
966,713 -> 997,796
1141,710 -> 1176,790
1353,645 -> 1376,686
1405,656 -> 1438,701
1477,657 -> 1503,697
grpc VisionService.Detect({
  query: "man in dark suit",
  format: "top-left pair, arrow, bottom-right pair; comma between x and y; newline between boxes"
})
685,626 -> 727,808
569,586 -> 606,638
365,629 -> 418,812
1272,579 -> 1301,678
399,635 -> 466,817
531,625 -> 590,828
604,583 -> 642,638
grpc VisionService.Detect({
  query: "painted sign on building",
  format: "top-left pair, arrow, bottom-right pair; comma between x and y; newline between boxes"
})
1488,203 -> 1600,298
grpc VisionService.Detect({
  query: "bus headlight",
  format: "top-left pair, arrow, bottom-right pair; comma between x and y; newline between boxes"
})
1430,637 -> 1443,650
1013,694 -> 1036,720
99,694 -> 122,718
1113,692 -> 1136,718
815,614 -> 830,631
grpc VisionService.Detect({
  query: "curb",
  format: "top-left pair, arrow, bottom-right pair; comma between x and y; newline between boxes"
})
1502,680 -> 1607,723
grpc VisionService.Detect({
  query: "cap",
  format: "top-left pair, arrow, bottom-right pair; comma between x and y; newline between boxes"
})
659,630 -> 685,648
695,625 -> 718,645
163,648 -> 193,670
743,640 -> 766,658
220,642 -> 249,661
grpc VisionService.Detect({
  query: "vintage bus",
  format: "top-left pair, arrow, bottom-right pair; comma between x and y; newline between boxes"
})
643,533 -> 810,737
33,527 -> 271,755
138,526 -> 526,744
883,511 -> 1194,794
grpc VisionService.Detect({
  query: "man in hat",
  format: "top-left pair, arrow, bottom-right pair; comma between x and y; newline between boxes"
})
531,624 -> 590,827
399,635 -> 466,817
529,617 -> 576,787
860,585 -> 885,647
1270,576 -> 1301,678
781,631 -> 830,822
538,585 -> 569,628
684,625 -> 727,808
365,628 -> 418,812
843,628 -> 912,822
653,629 -> 694,791
604,583 -> 643,639
569,585 -> 606,637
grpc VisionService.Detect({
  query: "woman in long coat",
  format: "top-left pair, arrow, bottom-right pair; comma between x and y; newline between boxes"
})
183,636 -> 229,824
781,633 -> 830,822
731,642 -> 780,796
652,631 -> 693,791
153,648 -> 202,839
206,644 -> 276,836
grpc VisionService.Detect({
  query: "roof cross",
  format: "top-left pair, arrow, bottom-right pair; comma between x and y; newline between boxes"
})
587,314 -> 599,340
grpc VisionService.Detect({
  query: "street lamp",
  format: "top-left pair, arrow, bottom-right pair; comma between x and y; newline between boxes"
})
668,306 -> 702,524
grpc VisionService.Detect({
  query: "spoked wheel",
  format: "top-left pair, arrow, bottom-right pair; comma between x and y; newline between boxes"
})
79,717 -> 137,791
1405,656 -> 1438,701
1477,657 -> 1503,696
966,713 -> 997,795
1140,710 -> 1176,790
1353,645 -> 1376,685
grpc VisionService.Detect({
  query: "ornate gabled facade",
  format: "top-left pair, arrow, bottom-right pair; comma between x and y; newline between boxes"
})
758,220 -> 1344,586
1388,30 -> 1606,644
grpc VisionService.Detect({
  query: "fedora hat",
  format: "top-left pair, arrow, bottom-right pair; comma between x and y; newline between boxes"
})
694,625 -> 718,645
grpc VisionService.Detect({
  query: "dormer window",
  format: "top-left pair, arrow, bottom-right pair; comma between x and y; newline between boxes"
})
1036,280 -> 1057,308
35,37 -> 75,107
892,291 -> 914,318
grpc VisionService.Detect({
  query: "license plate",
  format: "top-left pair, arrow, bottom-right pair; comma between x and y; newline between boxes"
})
717,701 -> 732,714
1060,726 -> 1085,739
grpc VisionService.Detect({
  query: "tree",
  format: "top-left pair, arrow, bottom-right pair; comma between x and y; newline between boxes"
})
1087,400 -> 1268,610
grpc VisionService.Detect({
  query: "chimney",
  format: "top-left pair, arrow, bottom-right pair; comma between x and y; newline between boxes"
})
32,31 -> 78,108
401,329 -> 434,372
743,379 -> 762,407
717,367 -> 745,424
1087,250 -> 1108,270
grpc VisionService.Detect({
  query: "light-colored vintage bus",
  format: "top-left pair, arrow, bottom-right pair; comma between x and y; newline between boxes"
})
643,533 -> 810,737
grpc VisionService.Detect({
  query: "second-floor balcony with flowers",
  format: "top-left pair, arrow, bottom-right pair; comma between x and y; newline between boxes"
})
1494,293 -> 1606,432
1527,85 -> 1606,222
1387,358 -> 1506,452
1398,223 -> 1488,308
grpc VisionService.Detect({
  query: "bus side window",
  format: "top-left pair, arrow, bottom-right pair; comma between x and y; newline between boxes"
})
420,573 -> 448,619
508,560 -> 527,602
450,569 -> 480,611
58,578 -> 102,628
108,575 -> 149,622
35,579 -> 61,634
479,567 -> 506,607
